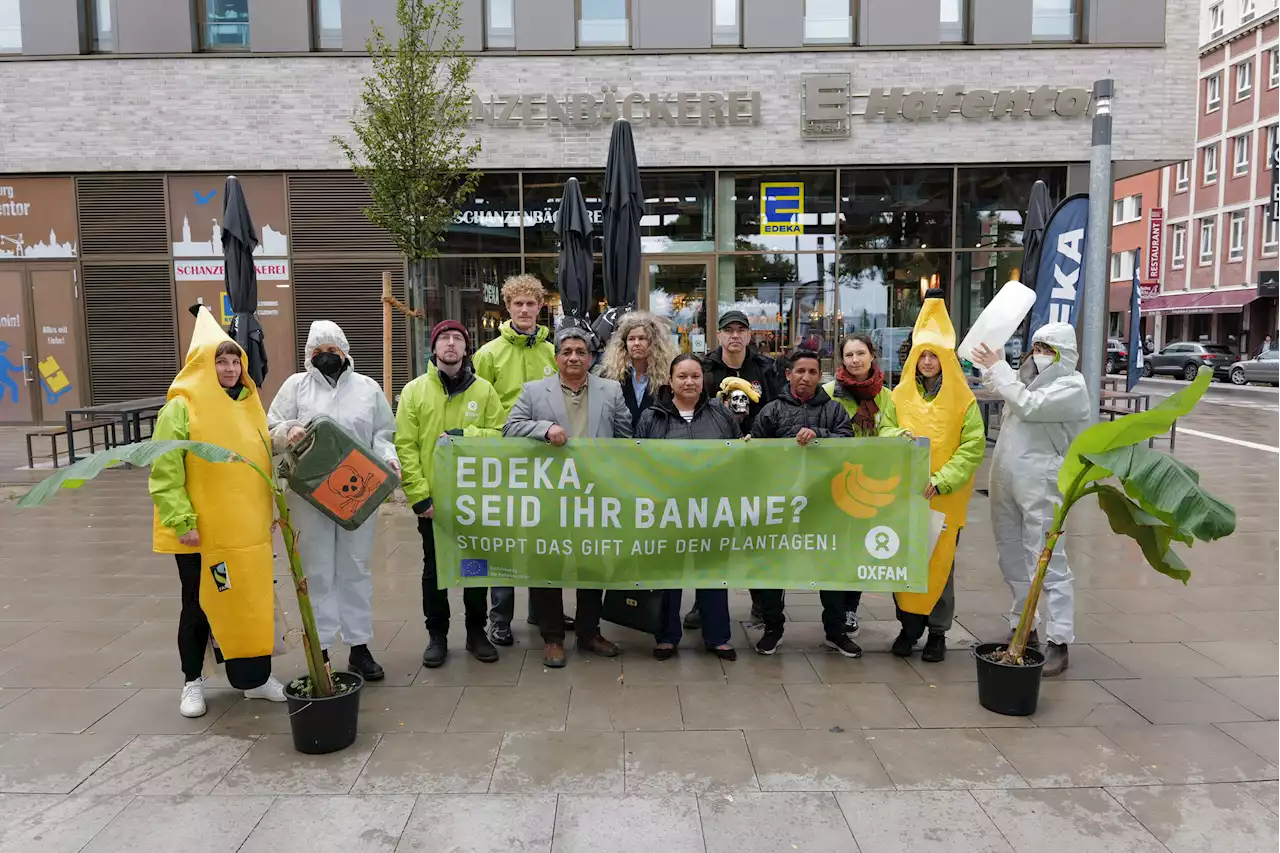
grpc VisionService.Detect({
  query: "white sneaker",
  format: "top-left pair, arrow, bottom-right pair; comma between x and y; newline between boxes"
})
243,674 -> 287,703
180,678 -> 207,718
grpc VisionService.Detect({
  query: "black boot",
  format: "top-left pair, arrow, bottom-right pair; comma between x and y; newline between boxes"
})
348,644 -> 385,681
921,633 -> 946,663
1043,642 -> 1069,677
891,630 -> 916,657
683,602 -> 703,630
466,628 -> 499,663
422,633 -> 448,668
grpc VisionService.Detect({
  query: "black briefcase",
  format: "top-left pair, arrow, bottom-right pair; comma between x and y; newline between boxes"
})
601,589 -> 666,635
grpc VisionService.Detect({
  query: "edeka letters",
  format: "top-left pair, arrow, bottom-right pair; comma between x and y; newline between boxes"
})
432,437 -> 933,592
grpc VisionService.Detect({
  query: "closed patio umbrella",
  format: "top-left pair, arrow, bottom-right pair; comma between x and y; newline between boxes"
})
1016,180 -> 1053,344
554,177 -> 594,329
601,120 -> 643,311
222,175 -> 267,386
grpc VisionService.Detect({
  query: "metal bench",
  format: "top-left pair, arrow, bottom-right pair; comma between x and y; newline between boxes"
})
25,420 -> 118,469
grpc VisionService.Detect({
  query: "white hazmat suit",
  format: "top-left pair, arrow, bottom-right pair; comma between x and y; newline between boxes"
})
983,322 -> 1090,645
268,321 -> 397,650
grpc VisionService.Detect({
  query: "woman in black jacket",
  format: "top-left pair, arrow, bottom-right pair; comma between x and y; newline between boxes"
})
635,354 -> 739,661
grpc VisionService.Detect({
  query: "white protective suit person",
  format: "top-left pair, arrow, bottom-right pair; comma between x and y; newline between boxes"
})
980,322 -> 1090,678
267,320 -> 397,682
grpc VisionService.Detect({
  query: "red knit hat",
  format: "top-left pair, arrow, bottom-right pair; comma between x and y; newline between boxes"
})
430,320 -> 471,352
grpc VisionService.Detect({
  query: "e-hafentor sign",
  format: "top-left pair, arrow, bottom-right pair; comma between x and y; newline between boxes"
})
470,88 -> 761,128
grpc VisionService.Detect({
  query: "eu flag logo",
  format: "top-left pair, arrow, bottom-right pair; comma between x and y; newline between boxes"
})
461,559 -> 489,578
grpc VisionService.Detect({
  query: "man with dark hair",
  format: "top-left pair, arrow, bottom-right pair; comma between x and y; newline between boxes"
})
748,349 -> 857,657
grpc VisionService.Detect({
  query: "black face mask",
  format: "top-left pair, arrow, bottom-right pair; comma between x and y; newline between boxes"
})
312,351 -> 346,379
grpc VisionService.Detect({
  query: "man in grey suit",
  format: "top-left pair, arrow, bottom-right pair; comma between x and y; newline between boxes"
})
503,326 -> 633,668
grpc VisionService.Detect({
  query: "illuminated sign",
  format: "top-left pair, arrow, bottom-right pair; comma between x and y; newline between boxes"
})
760,183 -> 804,236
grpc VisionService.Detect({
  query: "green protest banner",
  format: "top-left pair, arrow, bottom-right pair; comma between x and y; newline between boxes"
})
432,437 -> 933,592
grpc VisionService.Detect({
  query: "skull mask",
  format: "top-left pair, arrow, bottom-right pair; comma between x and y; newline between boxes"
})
726,389 -> 751,415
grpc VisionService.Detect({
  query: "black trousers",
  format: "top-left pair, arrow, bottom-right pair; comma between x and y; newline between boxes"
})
419,517 -> 486,635
755,588 -> 851,636
175,553 -> 270,690
530,588 -> 602,645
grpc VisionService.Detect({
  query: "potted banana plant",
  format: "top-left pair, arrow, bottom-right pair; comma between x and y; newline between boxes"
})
974,368 -> 1236,716
17,438 -> 363,753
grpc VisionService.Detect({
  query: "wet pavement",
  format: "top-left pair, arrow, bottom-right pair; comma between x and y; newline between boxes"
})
0,403 -> 1275,852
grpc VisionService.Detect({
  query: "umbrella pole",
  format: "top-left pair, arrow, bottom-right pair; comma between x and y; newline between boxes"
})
382,272 -> 393,404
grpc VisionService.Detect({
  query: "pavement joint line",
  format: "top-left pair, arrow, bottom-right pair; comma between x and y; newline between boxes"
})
1176,428 -> 1280,453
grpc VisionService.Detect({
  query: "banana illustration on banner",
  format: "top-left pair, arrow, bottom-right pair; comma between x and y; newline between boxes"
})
830,464 -> 900,520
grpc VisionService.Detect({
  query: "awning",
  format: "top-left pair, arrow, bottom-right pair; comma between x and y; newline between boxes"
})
1141,287 -> 1258,315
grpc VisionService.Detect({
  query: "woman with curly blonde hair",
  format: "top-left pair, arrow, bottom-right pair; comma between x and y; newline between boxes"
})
596,310 -> 678,430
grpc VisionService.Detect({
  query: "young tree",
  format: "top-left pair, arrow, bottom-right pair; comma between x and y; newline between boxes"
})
336,0 -> 482,376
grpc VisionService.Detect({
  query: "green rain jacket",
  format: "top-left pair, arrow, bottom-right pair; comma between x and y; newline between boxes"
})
473,321 -> 557,417
822,381 -> 896,439
878,378 -> 986,495
394,363 -> 505,514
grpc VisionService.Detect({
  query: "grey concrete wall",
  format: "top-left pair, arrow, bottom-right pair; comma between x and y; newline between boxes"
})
743,0 -> 803,48
18,0 -> 83,55
637,0 -> 712,49
249,0 -> 311,53
971,0 -> 1033,45
1087,0 -> 1166,45
860,0 -> 941,46
342,0 -> 399,51
458,0 -> 484,51
515,0 -> 574,50
116,0 -> 195,53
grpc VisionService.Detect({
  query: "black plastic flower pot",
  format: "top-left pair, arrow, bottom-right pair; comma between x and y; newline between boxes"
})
973,642 -> 1045,717
284,670 -> 364,754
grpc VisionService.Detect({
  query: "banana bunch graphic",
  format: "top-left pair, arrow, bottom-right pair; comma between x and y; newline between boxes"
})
717,376 -> 760,402
831,464 -> 900,519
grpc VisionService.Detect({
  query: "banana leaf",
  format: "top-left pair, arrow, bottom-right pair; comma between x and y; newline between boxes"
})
18,441 -> 237,509
1083,446 -> 1235,543
1058,368 -> 1212,494
1094,485 -> 1192,583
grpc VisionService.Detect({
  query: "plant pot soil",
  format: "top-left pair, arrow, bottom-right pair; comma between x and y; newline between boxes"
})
284,670 -> 364,754
973,642 -> 1045,717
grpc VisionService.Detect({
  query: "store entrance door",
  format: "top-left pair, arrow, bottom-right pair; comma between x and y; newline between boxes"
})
0,266 -> 85,425
640,258 -> 714,357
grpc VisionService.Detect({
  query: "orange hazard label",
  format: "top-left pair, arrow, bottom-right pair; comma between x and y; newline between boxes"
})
311,450 -> 389,521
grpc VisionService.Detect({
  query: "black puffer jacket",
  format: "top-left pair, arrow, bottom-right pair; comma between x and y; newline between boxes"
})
750,384 -> 853,439
634,388 -> 743,440
702,346 -> 785,433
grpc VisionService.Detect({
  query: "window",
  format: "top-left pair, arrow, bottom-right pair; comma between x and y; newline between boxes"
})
1199,219 -> 1216,266
1233,132 -> 1251,176
313,0 -> 341,50
1113,194 -> 1143,225
1170,223 -> 1187,269
199,0 -> 250,51
485,0 -> 514,48
1228,212 -> 1246,261
1110,250 -> 1137,282
1206,74 -> 1222,111
804,0 -> 853,45
840,169 -> 953,251
713,0 -> 740,46
1264,214 -> 1278,252
1270,47 -> 1279,89
940,0 -> 966,43
1240,0 -> 1256,21
956,166 -> 1068,250
1236,60 -> 1253,101
1268,125 -> 1278,169
1203,144 -> 1220,184
89,0 -> 117,52
1209,2 -> 1224,37
577,0 -> 629,47
1032,0 -> 1078,41
0,0 -> 19,53
1175,160 -> 1190,192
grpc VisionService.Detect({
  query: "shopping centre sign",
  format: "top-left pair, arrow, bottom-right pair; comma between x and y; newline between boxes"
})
470,88 -> 761,128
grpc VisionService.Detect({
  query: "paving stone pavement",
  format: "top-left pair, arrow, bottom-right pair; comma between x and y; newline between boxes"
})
0,414 -> 1275,852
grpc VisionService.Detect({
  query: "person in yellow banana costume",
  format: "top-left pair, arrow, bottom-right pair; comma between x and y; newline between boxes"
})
150,306 -> 285,718
879,288 -> 986,664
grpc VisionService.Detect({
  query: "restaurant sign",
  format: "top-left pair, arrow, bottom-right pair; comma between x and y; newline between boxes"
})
471,88 -> 761,128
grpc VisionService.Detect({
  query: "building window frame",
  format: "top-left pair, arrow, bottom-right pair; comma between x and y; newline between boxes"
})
576,0 -> 631,48
1031,0 -> 1079,43
1236,59 -> 1253,101
1109,249 -> 1137,282
485,0 -> 515,49
197,0 -> 251,52
1209,1 -> 1225,37
1175,160 -> 1190,192
1263,214 -> 1278,254
1227,212 -> 1246,262
87,0 -> 119,53
1199,219 -> 1216,266
1113,194 -> 1143,225
712,0 -> 742,46
1203,144 -> 1220,185
1170,223 -> 1187,270
1269,47 -> 1279,89
1240,0 -> 1256,22
803,0 -> 854,46
1267,125 -> 1278,169
1233,132 -> 1251,176
940,0 -> 968,44
0,0 -> 21,54
1206,73 -> 1222,112
311,0 -> 342,51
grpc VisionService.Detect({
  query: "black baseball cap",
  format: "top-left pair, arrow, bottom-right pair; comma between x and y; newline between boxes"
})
718,310 -> 750,330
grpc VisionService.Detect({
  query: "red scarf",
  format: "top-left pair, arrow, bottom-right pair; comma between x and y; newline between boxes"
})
835,366 -> 884,433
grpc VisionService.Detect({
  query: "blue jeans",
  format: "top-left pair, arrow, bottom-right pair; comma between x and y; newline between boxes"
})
656,589 -> 731,648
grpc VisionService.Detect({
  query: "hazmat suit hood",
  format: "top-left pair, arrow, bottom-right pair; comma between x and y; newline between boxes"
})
1026,322 -> 1079,389
305,320 -> 355,383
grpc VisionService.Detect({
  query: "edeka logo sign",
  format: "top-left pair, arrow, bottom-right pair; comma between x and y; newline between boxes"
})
471,88 -> 761,129
760,183 -> 804,236
432,437 -> 934,592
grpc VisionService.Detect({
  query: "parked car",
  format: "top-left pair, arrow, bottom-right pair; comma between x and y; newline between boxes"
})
1229,349 -> 1280,386
1143,341 -> 1240,381
1105,338 -> 1129,375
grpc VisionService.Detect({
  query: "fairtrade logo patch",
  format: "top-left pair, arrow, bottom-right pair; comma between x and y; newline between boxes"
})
830,464 -> 899,520
461,559 -> 489,578
210,561 -> 231,592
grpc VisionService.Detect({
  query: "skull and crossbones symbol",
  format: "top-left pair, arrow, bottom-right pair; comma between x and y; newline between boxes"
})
326,464 -> 373,513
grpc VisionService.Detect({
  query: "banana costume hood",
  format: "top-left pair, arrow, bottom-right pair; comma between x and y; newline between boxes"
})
153,307 -> 275,659
891,290 -> 979,616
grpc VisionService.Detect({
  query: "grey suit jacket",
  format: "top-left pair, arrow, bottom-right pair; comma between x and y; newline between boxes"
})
502,373 -> 634,440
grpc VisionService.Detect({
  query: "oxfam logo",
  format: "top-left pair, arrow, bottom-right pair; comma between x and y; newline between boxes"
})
543,365 -> 554,376
467,400 -> 478,412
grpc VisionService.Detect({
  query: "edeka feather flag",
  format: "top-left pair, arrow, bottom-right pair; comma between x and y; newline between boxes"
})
431,437 -> 934,591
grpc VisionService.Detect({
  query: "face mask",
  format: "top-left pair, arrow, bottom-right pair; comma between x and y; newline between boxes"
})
1032,353 -> 1055,372
312,351 -> 346,379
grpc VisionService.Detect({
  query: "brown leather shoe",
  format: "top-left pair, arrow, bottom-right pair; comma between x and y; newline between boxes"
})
576,634 -> 620,658
542,643 -> 566,668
